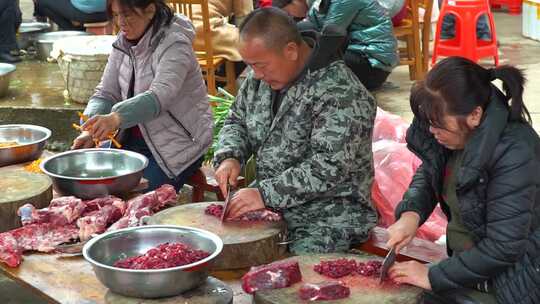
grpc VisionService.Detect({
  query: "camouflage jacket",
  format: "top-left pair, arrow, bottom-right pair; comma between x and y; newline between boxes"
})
214,33 -> 378,253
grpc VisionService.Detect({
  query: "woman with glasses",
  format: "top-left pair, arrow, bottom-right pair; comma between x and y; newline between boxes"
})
72,0 -> 213,193
386,56 -> 540,304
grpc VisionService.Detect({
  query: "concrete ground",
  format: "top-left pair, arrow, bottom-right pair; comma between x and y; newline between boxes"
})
1,1 -> 540,303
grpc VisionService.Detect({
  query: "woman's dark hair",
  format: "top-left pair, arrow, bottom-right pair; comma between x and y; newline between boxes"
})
410,56 -> 530,129
106,0 -> 174,29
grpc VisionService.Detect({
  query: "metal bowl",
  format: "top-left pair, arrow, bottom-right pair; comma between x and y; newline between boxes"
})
17,22 -> 51,50
36,31 -> 91,61
0,63 -> 16,98
82,225 -> 223,298
40,148 -> 148,199
0,124 -> 51,167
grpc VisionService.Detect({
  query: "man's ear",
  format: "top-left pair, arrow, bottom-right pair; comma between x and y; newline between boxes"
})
283,42 -> 299,61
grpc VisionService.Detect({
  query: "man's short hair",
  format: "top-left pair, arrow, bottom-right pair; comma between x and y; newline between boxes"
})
239,7 -> 303,51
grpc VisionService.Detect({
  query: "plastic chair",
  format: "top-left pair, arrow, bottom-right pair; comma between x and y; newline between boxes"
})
490,0 -> 522,14
432,0 -> 498,66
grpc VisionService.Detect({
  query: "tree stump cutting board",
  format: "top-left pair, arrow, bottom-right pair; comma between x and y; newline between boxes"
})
105,276 -> 233,304
0,170 -> 52,232
254,253 -> 423,304
149,202 -> 287,270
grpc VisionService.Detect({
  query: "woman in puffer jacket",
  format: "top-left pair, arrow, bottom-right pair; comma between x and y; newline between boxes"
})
72,0 -> 213,192
273,0 -> 398,91
386,56 -> 540,303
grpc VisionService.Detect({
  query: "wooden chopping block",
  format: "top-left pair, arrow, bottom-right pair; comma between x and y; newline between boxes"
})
0,169 -> 52,232
149,202 -> 288,270
253,253 -> 423,304
105,277 -> 233,304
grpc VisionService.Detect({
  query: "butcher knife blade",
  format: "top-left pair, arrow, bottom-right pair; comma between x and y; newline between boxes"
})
379,247 -> 396,284
220,183 -> 232,222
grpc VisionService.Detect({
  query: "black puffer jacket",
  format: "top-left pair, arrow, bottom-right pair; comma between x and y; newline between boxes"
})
395,86 -> 540,303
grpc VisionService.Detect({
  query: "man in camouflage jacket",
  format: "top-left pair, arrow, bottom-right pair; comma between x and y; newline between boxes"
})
213,8 -> 377,253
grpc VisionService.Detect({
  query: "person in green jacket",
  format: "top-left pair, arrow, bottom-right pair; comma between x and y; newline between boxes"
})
213,8 -> 378,253
273,0 -> 398,91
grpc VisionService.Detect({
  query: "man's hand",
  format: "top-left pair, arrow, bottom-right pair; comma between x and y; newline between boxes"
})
71,131 -> 95,149
388,261 -> 432,290
82,112 -> 121,141
226,188 -> 265,219
386,211 -> 420,254
215,158 -> 241,197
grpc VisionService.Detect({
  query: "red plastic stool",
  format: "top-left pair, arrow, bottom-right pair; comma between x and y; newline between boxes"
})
490,0 -> 522,14
432,0 -> 499,66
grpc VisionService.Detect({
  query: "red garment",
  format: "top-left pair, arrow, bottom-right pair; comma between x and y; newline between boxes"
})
259,0 -> 272,7
130,126 -> 143,138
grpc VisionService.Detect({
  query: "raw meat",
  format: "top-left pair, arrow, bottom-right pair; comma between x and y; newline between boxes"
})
0,224 -> 79,267
356,260 -> 382,277
82,195 -> 125,214
313,259 -> 358,278
204,203 -> 282,222
0,233 -> 22,267
77,202 -> 125,241
314,259 -> 383,279
107,184 -> 177,231
241,260 -> 302,294
113,242 -> 210,270
18,196 -> 85,226
299,281 -> 350,301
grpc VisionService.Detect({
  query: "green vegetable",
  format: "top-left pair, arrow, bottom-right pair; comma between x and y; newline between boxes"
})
205,88 -> 235,163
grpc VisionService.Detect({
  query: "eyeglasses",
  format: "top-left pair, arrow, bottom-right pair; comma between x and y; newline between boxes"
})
112,11 -> 137,24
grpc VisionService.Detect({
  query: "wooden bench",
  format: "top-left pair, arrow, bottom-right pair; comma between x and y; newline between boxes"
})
358,226 -> 448,264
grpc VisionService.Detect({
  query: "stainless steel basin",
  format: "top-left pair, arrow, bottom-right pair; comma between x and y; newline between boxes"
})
0,124 -> 51,167
82,225 -> 223,298
40,148 -> 148,199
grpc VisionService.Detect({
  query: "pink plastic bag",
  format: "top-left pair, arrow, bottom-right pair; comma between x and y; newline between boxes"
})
372,109 -> 447,242
373,108 -> 409,143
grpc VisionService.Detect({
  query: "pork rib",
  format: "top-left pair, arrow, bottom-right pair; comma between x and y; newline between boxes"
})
108,184 -> 177,231
18,196 -> 85,226
0,224 -> 79,267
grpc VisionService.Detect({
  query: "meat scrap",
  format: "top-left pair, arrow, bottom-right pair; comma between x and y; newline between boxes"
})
241,260 -> 302,294
18,196 -> 85,226
108,184 -> 177,231
314,259 -> 382,279
0,224 -> 79,268
77,203 -> 125,241
204,203 -> 282,222
299,281 -> 351,301
114,242 -> 210,270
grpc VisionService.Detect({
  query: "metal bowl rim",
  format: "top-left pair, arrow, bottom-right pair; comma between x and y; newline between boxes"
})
37,31 -> 92,43
82,225 -> 224,273
39,148 -> 149,180
0,63 -> 16,76
0,124 -> 51,149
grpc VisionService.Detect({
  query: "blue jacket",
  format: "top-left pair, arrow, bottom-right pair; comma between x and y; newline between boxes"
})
307,0 -> 398,72
71,0 -> 106,14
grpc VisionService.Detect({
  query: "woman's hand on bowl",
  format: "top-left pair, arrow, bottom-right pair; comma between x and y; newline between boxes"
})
72,131 -> 95,149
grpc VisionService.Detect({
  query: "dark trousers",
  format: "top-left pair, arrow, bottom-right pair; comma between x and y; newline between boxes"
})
0,0 -> 22,53
35,0 -> 107,30
344,50 -> 390,91
122,133 -> 203,193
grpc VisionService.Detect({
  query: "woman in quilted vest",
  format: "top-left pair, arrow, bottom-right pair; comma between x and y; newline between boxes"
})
72,0 -> 213,192
386,56 -> 540,303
